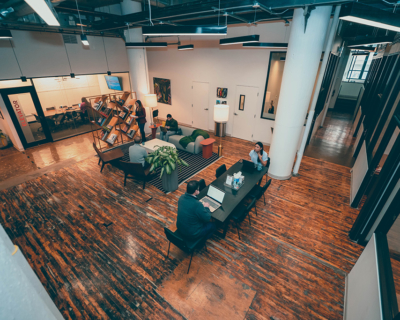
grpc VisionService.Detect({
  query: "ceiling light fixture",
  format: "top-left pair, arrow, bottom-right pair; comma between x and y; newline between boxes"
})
126,42 -> 168,48
220,35 -> 259,45
347,35 -> 394,48
0,30 -> 12,39
243,42 -> 288,48
24,0 -> 60,26
142,25 -> 227,36
178,44 -> 194,50
75,0 -> 88,46
80,34 -> 89,46
339,2 -> 400,33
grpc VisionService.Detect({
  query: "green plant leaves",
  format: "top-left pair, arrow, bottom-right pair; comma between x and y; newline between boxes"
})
147,145 -> 189,178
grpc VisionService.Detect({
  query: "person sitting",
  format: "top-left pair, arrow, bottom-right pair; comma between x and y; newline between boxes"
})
249,142 -> 268,171
160,114 -> 178,142
128,136 -> 149,168
177,180 -> 216,240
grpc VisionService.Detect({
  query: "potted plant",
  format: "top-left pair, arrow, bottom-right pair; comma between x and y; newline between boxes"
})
146,146 -> 189,192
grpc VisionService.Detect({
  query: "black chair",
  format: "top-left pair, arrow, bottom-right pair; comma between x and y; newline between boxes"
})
266,157 -> 271,168
198,179 -> 206,191
231,198 -> 257,240
248,179 -> 272,211
119,160 -> 155,189
164,227 -> 208,274
216,164 -> 226,178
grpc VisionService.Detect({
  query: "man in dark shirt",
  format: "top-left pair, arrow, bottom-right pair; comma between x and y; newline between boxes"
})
160,114 -> 178,142
177,181 -> 216,240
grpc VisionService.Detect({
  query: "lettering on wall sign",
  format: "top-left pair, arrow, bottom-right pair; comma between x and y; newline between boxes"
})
13,100 -> 27,127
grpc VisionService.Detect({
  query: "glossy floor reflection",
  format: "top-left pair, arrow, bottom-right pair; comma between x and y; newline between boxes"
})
0,132 -> 95,183
305,110 -> 356,167
0,133 -> 363,319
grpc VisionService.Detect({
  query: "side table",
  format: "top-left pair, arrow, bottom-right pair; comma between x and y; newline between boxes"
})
149,124 -> 161,139
200,138 -> 215,159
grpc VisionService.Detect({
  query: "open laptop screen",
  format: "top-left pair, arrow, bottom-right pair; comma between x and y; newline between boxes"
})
207,185 -> 225,203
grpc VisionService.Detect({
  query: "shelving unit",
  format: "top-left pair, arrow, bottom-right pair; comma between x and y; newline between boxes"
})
86,91 -> 138,152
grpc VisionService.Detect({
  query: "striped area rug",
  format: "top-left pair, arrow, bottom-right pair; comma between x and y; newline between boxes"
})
113,142 -> 220,193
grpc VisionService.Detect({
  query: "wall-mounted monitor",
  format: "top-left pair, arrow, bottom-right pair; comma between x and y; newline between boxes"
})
105,76 -> 122,91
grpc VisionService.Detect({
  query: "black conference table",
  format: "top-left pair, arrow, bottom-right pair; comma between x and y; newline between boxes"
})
197,161 -> 268,238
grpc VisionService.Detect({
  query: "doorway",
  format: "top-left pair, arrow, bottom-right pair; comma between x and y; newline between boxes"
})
232,85 -> 259,141
1,87 -> 52,149
192,81 -> 210,130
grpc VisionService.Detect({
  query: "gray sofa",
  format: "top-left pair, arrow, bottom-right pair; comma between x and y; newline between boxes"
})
156,125 -> 204,154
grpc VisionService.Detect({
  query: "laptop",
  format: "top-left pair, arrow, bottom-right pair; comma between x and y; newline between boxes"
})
199,185 -> 225,213
242,159 -> 256,173
160,126 -> 168,133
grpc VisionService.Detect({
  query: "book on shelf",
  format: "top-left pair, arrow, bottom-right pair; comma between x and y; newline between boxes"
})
126,129 -> 136,139
122,105 -> 131,113
119,111 -> 127,120
117,98 -> 125,106
102,124 -> 113,132
121,124 -> 130,133
97,117 -> 106,126
106,133 -> 118,145
99,130 -> 109,141
125,113 -> 136,125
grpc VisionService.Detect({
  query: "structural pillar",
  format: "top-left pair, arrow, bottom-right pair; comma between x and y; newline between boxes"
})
268,5 -> 332,180
121,0 -> 151,133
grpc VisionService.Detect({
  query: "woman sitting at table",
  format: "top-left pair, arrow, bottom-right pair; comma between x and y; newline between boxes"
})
249,142 -> 268,171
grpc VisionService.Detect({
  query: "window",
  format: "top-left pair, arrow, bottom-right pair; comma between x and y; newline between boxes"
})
346,52 -> 373,80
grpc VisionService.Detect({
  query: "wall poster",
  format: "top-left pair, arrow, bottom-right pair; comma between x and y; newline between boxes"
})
154,78 -> 171,105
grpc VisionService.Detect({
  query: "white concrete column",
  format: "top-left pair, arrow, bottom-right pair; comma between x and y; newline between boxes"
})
121,0 -> 151,133
268,5 -> 332,180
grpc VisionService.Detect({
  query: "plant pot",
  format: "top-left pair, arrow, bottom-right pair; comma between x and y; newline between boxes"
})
162,168 -> 179,192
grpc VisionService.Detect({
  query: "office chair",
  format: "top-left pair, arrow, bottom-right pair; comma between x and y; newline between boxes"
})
164,227 -> 208,274
119,160 -> 155,189
216,164 -> 227,178
92,143 -> 124,173
248,179 -> 272,212
231,198 -> 257,240
198,179 -> 207,192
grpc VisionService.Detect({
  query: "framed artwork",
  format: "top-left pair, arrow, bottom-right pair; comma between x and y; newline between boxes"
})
217,87 -> 228,98
154,78 -> 171,105
239,95 -> 245,111
222,101 -> 227,105
216,100 -> 221,104
216,100 -> 227,105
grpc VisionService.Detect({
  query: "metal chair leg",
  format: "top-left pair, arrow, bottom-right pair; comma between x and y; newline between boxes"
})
100,162 -> 105,173
98,158 -> 101,165
143,180 -> 146,189
248,214 -> 251,226
167,242 -> 170,257
263,194 -> 266,205
237,223 -> 241,240
124,174 -> 127,186
187,251 -> 194,274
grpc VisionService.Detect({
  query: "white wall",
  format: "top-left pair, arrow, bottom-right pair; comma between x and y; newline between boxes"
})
0,30 -> 129,80
0,225 -> 64,320
147,21 -> 291,145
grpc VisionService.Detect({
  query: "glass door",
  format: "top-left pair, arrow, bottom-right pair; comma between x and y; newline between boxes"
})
1,86 -> 52,149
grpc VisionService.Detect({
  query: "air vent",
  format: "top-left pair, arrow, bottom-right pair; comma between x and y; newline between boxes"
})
62,34 -> 78,44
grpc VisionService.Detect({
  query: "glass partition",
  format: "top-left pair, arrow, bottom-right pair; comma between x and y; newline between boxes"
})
261,52 -> 286,120
32,72 -> 131,141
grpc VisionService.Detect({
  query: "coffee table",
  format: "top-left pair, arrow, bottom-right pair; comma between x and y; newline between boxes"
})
140,138 -> 176,153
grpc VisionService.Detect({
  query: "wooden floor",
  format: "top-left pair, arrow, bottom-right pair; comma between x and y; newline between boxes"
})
0,134 -> 363,319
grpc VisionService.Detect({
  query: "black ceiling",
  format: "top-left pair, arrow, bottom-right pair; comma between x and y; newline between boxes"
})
0,0 -> 398,38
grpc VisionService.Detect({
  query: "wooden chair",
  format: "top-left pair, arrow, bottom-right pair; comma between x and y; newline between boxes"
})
164,227 -> 208,274
216,164 -> 227,178
231,198 -> 257,240
92,143 -> 124,173
119,161 -> 154,189
198,179 -> 207,192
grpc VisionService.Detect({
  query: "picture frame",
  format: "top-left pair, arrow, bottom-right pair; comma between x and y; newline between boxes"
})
239,95 -> 245,111
217,87 -> 228,98
154,78 -> 171,105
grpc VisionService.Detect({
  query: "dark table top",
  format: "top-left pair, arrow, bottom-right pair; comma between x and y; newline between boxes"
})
197,161 -> 268,223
